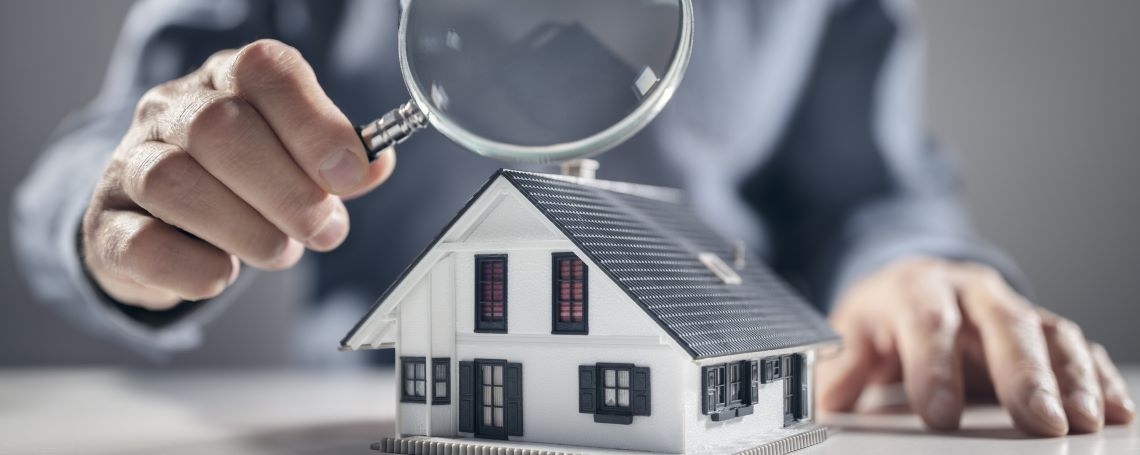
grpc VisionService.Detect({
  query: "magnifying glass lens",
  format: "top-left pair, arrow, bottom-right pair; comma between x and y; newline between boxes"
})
405,0 -> 683,148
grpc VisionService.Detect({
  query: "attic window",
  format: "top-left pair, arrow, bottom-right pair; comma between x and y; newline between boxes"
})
698,253 -> 741,285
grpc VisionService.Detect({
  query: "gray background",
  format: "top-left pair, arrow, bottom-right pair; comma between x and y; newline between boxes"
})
1,0 -> 1137,367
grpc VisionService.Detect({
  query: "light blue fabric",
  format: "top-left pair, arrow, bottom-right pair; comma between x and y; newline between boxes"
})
11,0 -> 1027,358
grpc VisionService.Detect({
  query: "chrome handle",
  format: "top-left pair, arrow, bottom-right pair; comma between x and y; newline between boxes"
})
355,100 -> 428,161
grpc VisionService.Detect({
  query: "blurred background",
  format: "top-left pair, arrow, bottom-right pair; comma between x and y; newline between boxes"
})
1,0 -> 1137,367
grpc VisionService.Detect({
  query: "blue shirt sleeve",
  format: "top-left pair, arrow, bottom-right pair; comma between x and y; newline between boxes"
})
10,0 -> 285,359
737,0 -> 1030,309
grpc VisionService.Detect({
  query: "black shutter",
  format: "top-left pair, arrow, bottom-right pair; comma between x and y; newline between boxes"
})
578,365 -> 597,413
750,360 -> 760,405
701,366 -> 716,414
791,354 -> 803,419
631,367 -> 651,416
505,362 -> 524,436
458,361 -> 474,433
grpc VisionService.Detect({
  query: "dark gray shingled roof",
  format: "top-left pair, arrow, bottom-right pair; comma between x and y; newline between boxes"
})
342,169 -> 837,359
500,170 -> 837,359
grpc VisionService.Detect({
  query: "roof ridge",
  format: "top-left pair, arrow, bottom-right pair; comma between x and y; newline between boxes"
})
501,169 -> 684,204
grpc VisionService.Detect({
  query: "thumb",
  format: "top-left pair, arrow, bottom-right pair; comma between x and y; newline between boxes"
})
342,147 -> 397,201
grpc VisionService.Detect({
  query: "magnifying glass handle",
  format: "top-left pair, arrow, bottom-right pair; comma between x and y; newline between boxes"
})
355,100 -> 428,161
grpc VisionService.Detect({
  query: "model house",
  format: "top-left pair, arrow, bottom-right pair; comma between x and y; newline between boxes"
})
341,168 -> 838,455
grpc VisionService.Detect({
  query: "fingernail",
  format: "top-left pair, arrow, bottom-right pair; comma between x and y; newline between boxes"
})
309,208 -> 348,251
925,387 -> 962,429
319,148 -> 366,194
1073,391 -> 1101,422
1123,396 -> 1137,413
1028,390 -> 1068,434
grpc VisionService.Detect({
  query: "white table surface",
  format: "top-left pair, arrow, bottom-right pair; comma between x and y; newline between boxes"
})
0,367 -> 1136,455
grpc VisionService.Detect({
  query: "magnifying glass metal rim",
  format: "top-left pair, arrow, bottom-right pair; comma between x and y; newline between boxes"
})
359,0 -> 695,164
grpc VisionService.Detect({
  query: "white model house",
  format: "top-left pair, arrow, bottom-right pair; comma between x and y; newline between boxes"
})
341,169 -> 838,455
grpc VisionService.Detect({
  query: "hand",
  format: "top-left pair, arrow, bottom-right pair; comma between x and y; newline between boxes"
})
82,39 -> 396,309
818,256 -> 1135,436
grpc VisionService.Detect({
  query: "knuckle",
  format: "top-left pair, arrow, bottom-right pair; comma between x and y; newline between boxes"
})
114,219 -> 164,272
978,287 -> 1035,322
230,39 -> 305,92
128,147 -> 195,207
911,301 -> 962,334
185,93 -> 250,139
1050,317 -> 1085,342
135,84 -> 172,123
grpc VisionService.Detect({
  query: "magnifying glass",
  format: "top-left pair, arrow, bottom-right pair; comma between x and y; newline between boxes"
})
357,0 -> 695,164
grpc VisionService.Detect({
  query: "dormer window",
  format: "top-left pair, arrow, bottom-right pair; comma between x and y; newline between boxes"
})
475,255 -> 507,333
552,253 -> 588,334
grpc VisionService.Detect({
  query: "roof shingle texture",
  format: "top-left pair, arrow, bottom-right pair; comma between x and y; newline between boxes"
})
502,170 -> 838,359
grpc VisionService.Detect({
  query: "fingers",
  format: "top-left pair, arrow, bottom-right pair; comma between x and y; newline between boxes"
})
817,331 -> 878,412
121,141 -> 304,270
343,147 -> 397,201
210,39 -> 372,195
85,210 -> 237,308
158,89 -> 350,252
817,288 -> 882,412
956,267 -> 1068,436
1039,311 -> 1104,433
892,265 -> 965,430
1090,342 -> 1137,424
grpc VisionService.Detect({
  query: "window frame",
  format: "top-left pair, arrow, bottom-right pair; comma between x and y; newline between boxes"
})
702,360 -> 754,419
474,254 -> 508,333
596,363 -> 634,415
401,356 -> 427,403
432,358 -> 451,405
551,252 -> 589,334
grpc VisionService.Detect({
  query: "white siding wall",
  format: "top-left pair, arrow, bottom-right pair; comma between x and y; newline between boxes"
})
456,338 -> 684,453
451,245 -> 684,453
394,178 -> 689,451
397,278 -> 431,436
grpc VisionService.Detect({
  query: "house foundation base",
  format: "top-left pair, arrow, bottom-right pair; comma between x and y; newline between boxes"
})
371,424 -> 828,455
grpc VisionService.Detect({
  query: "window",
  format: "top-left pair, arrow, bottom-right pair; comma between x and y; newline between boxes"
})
578,363 -> 651,424
475,255 -> 507,332
401,357 -> 427,403
702,359 -> 759,420
727,363 -> 744,405
481,363 -> 505,431
601,366 -> 631,411
763,355 -> 792,383
552,253 -> 588,334
432,358 -> 451,404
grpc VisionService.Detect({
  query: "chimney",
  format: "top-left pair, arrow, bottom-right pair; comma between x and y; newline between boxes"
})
560,159 -> 599,181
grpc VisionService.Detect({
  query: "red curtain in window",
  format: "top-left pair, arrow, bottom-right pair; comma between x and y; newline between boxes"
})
557,257 -> 585,323
480,259 -> 505,321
